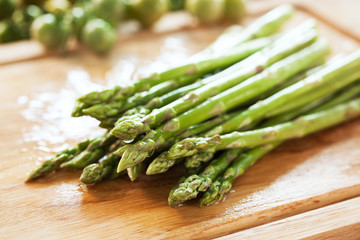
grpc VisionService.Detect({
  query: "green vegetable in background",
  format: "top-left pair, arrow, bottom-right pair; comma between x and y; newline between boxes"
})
186,0 -> 225,24
0,20 -> 23,43
224,0 -> 246,22
127,0 -> 169,27
31,13 -> 71,51
168,0 -> 184,11
12,5 -> 44,39
92,0 -> 125,25
44,0 -> 72,14
81,18 -> 116,54
0,0 -> 16,20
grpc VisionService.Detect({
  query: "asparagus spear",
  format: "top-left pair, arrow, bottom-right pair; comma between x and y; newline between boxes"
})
168,149 -> 242,206
63,133 -> 118,169
26,139 -> 92,181
200,82 -> 360,205
185,152 -> 215,168
168,163 -> 206,206
73,5 -> 293,116
200,142 -> 281,206
111,20 -> 318,141
168,97 -> 360,156
82,37 -> 273,121
205,50 -> 360,137
127,161 -> 147,181
192,4 -> 293,55
80,152 -> 120,184
266,69 -> 360,117
116,38 -> 328,172
307,83 -> 360,113
147,64 -> 328,173
145,112 -> 237,175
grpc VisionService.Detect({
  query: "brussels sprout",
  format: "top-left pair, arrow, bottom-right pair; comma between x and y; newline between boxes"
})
0,20 -> 23,43
12,5 -> 43,38
128,0 -> 169,27
44,0 -> 72,14
168,0 -> 184,11
92,0 -> 125,25
81,18 -> 116,55
186,0 -> 225,24
31,13 -> 70,50
224,0 -> 246,22
0,0 -> 16,20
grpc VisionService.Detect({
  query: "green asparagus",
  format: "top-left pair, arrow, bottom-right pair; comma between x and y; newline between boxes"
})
26,139 -> 92,181
200,142 -> 280,206
184,152 -> 214,168
205,50 -> 360,137
73,5 -> 292,115
80,152 -> 120,184
63,133 -> 118,168
111,20 -> 318,141
83,37 -> 273,120
168,149 -> 242,206
168,97 -> 360,156
116,38 -> 328,172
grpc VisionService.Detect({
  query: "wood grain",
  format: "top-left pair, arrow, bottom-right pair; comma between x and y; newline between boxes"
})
217,197 -> 360,240
1,3 -> 360,240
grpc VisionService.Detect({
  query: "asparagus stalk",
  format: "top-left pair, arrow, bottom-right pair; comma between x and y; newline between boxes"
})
26,139 -> 92,181
80,152 -> 120,184
73,5 -> 293,116
63,133 -> 118,169
168,164 -> 206,206
146,64 -> 328,173
199,82 -> 360,205
205,50 -> 360,137
200,142 -> 281,206
168,149 -> 243,206
127,161 -> 147,181
266,69 -> 360,117
194,4 -> 293,55
116,38 -> 328,172
145,112 -> 236,175
111,20 -> 318,141
185,152 -> 215,168
83,37 -> 273,121
307,83 -> 360,113
168,98 -> 360,156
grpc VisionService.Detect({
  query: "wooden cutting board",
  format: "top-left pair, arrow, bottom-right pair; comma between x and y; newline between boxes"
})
1,1 -> 360,239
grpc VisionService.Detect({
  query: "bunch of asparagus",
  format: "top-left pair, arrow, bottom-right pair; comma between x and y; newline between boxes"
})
26,4 -> 360,207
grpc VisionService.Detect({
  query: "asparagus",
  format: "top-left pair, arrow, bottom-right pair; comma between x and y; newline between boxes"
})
63,133 -> 118,169
146,63 -> 328,174
185,152 -> 215,168
168,98 -> 360,156
199,82 -> 360,205
83,37 -> 273,121
145,112 -> 236,175
116,38 -> 328,172
80,152 -> 120,184
266,70 -> 360,117
146,152 -> 182,175
192,4 -> 293,55
200,142 -> 281,206
205,50 -> 360,137
168,149 -> 242,206
73,5 -> 293,116
111,20 -> 318,141
26,139 -> 92,181
178,111 -> 240,138
307,83 -> 360,113
168,164 -> 206,206
127,161 -> 147,181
